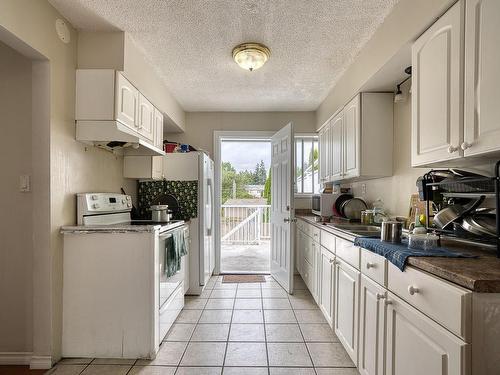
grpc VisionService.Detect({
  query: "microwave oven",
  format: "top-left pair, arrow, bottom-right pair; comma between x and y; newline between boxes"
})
312,193 -> 336,217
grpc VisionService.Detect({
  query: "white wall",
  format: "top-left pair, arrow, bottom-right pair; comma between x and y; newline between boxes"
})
0,41 -> 33,353
166,111 -> 316,157
0,0 -> 136,364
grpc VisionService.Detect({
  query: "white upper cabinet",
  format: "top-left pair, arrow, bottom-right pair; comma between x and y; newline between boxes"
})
463,0 -> 500,156
154,108 -> 164,150
385,292 -> 469,375
330,112 -> 344,180
318,93 -> 393,183
76,69 -> 164,149
115,72 -> 139,131
137,94 -> 155,142
343,95 -> 360,179
411,1 -> 464,166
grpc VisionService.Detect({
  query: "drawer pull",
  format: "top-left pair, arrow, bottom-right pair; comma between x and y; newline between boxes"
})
408,285 -> 420,295
366,262 -> 376,269
329,258 -> 335,264
376,293 -> 386,300
384,299 -> 393,305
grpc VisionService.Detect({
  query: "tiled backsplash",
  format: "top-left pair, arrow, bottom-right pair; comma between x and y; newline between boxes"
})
138,180 -> 198,221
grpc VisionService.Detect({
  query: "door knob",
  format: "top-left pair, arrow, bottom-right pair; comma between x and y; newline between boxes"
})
447,145 -> 459,153
461,142 -> 473,150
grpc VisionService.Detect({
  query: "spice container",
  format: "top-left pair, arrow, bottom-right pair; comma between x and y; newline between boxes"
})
361,210 -> 375,225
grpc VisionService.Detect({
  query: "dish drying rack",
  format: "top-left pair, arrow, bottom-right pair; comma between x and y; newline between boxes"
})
422,160 -> 500,257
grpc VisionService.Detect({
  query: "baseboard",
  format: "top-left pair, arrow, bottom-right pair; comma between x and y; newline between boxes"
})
0,352 -> 32,365
30,355 -> 53,370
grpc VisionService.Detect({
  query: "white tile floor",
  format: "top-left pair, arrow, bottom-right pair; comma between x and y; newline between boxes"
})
47,275 -> 359,375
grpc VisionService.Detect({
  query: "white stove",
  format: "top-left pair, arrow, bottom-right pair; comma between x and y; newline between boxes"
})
61,193 -> 187,359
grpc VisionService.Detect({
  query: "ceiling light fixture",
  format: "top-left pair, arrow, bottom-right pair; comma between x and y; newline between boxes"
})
232,43 -> 270,71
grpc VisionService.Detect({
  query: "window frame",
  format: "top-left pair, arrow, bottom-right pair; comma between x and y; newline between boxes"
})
294,133 -> 319,197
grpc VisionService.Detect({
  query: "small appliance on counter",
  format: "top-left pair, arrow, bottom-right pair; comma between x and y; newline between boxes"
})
312,192 -> 337,218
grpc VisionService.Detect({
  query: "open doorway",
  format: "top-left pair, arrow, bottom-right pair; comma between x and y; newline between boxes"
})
218,138 -> 272,274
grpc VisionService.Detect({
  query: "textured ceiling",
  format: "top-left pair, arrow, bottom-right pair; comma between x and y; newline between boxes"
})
49,0 -> 399,112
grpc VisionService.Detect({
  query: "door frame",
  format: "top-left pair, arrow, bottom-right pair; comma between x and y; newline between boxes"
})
213,131 -> 275,275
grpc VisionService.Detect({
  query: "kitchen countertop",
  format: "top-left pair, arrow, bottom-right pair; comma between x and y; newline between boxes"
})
61,220 -> 186,234
297,215 -> 500,293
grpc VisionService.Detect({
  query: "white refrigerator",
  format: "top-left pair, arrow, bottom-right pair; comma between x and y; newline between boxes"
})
163,152 -> 215,295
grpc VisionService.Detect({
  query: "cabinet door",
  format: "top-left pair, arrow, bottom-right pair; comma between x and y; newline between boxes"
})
154,108 -> 164,149
115,73 -> 139,130
330,112 -> 343,180
334,259 -> 360,365
137,94 -> 155,141
385,292 -> 470,375
319,247 -> 335,326
312,240 -> 320,303
319,125 -> 329,183
411,1 -> 464,166
464,0 -> 500,156
343,95 -> 360,179
359,275 -> 385,375
295,229 -> 303,275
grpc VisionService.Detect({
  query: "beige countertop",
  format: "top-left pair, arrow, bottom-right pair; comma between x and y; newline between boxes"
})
297,215 -> 500,293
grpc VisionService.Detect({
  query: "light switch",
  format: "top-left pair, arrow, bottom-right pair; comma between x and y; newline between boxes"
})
20,175 -> 31,192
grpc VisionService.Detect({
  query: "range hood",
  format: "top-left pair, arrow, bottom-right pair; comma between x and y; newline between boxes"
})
76,120 -> 165,156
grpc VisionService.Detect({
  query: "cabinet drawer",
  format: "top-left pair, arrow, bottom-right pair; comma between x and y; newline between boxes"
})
336,238 -> 360,270
310,225 -> 321,243
360,248 -> 387,286
388,263 -> 472,341
321,230 -> 336,253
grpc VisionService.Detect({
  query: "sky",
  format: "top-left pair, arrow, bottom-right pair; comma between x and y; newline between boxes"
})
221,141 -> 271,172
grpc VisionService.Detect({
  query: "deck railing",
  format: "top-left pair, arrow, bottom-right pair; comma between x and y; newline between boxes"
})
221,204 -> 271,245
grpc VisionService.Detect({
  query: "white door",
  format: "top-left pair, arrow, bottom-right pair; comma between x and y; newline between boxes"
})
463,0 -> 500,156
330,112 -> 343,181
411,1 -> 464,166
359,275 -> 386,375
115,72 -> 138,131
385,292 -> 470,375
270,123 -> 295,294
343,95 -> 360,179
319,247 -> 335,326
334,258 -> 360,366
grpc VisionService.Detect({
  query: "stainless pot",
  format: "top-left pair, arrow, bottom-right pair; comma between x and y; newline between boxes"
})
434,196 -> 484,229
150,204 -> 171,222
381,221 -> 403,243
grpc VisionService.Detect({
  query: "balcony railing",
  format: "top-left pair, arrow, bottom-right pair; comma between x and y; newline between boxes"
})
221,204 -> 271,245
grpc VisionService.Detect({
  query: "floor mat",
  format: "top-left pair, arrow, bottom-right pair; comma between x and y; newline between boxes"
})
222,274 -> 266,283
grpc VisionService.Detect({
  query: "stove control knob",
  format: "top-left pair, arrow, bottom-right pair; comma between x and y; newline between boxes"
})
121,199 -> 126,204
126,196 -> 132,201
91,195 -> 98,200
92,203 -> 100,209
127,203 -> 132,208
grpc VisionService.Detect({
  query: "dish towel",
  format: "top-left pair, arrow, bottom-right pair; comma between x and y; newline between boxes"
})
353,237 -> 477,271
165,229 -> 188,277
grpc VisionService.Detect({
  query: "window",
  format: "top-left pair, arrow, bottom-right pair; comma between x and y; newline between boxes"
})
295,135 -> 319,195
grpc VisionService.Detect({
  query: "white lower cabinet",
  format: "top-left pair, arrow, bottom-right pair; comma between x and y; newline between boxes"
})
334,258 -> 360,366
385,292 -> 470,375
319,246 -> 335,326
359,275 -> 386,375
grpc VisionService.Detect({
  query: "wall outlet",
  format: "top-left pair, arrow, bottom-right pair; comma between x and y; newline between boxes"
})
20,175 -> 31,192
361,183 -> 367,196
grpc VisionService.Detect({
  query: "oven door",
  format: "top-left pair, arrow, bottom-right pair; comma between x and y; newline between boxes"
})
158,229 -> 184,308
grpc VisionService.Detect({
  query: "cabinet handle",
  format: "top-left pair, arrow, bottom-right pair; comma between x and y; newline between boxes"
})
447,145 -> 459,154
384,299 -> 393,306
408,285 -> 420,295
329,258 -> 335,264
366,262 -> 376,269
376,293 -> 386,300
461,142 -> 473,150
